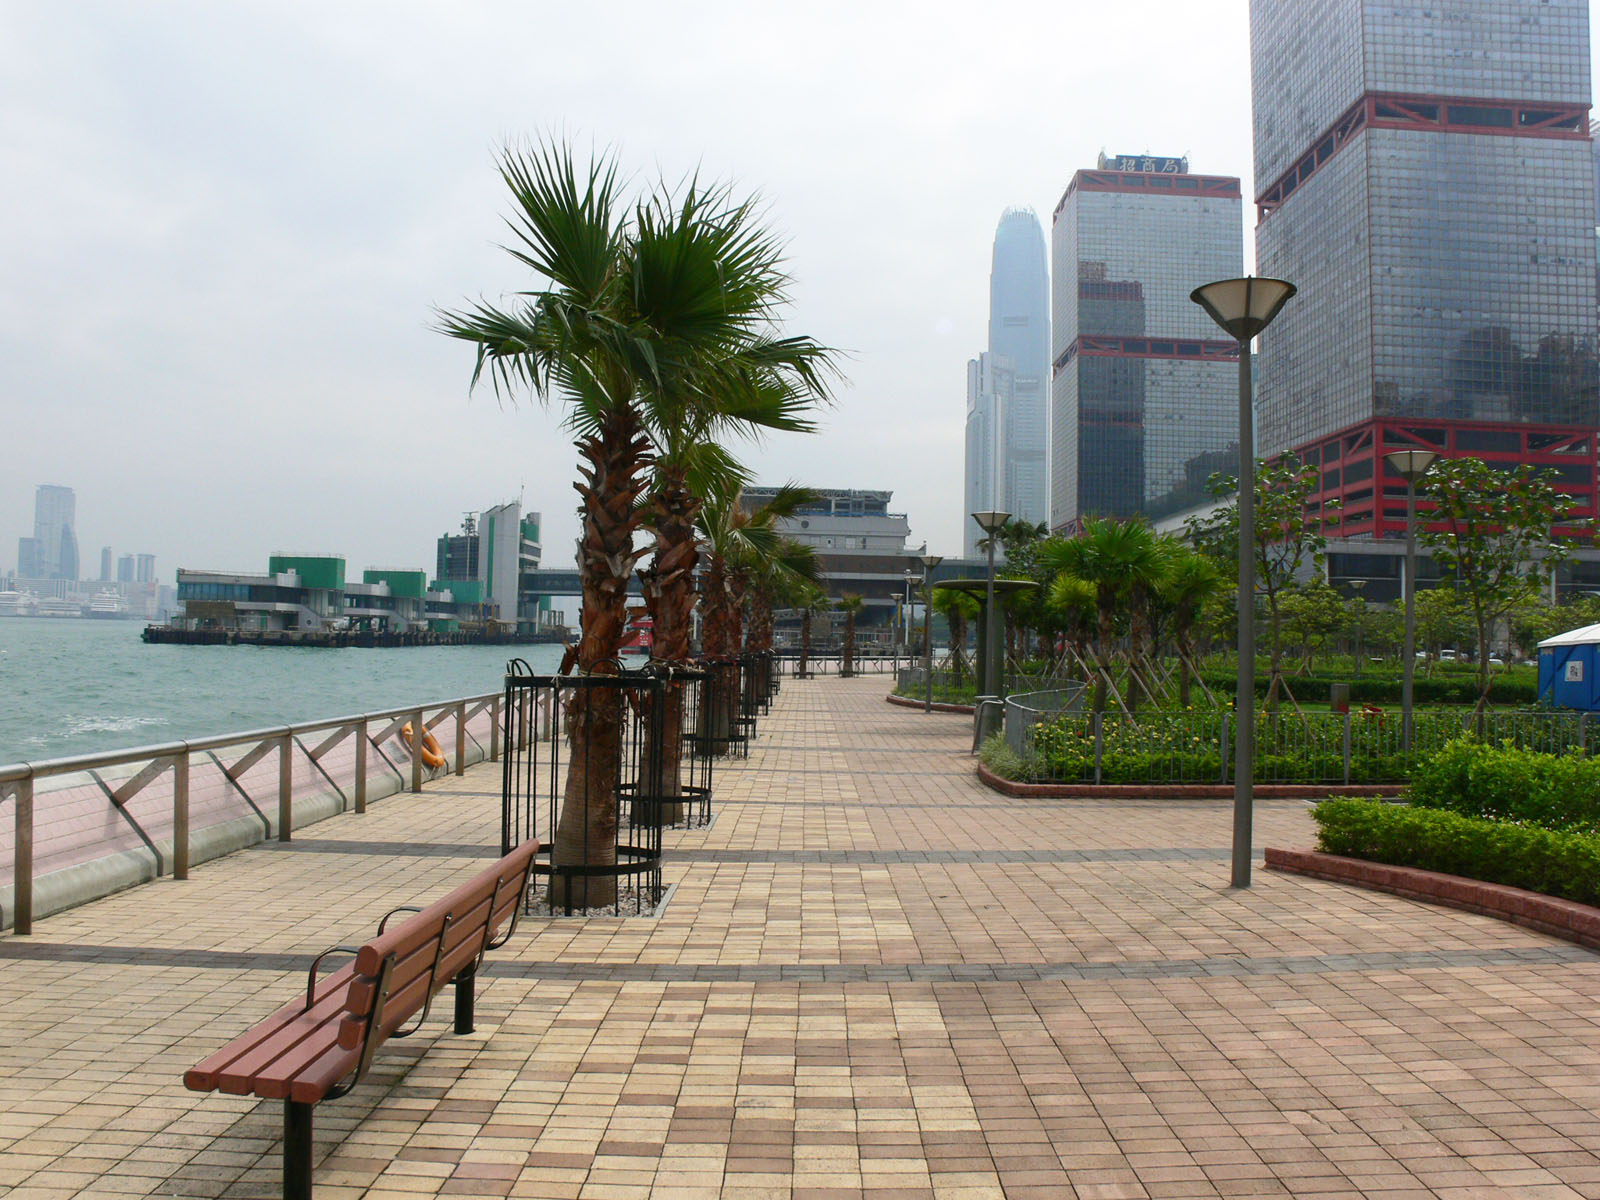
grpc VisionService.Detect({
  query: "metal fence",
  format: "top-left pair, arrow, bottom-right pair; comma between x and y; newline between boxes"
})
1010,705 -> 1600,786
1004,687 -> 1089,756
0,692 -> 506,935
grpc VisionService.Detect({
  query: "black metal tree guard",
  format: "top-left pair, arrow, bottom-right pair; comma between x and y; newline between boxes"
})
688,656 -> 748,759
622,662 -> 714,829
501,660 -> 669,916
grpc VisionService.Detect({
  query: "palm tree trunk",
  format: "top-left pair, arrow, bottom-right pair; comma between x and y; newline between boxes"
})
636,471 -> 700,824
554,406 -> 649,909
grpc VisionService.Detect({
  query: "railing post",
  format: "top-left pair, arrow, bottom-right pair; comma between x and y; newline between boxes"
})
411,708 -> 424,794
455,701 -> 466,776
278,732 -> 293,841
14,776 -> 33,935
354,718 -> 368,814
1342,712 -> 1352,787
1093,712 -> 1104,786
490,696 -> 501,762
173,749 -> 190,880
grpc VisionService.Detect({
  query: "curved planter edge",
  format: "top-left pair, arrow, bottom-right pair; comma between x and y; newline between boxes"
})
975,764 -> 1397,800
1264,847 -> 1600,952
886,693 -> 974,715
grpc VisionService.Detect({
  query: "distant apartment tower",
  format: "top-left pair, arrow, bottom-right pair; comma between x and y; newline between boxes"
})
965,210 -> 1049,554
1251,0 -> 1600,541
136,553 -> 156,583
1049,155 -> 1244,528
100,546 -> 113,582
20,484 -> 78,581
117,554 -> 135,583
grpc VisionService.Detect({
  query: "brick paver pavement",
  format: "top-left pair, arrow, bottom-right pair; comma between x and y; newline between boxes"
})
4,675 -> 1600,1199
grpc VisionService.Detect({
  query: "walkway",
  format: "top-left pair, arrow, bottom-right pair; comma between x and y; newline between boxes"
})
3,677 -> 1600,1199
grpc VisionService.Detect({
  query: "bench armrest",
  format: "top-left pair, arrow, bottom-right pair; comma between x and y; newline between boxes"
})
377,905 -> 422,934
305,946 -> 363,1012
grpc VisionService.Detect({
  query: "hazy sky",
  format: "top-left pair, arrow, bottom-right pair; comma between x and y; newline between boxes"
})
5,2 -> 1595,592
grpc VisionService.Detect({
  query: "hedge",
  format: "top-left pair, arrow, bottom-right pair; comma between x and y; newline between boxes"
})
1407,740 -> 1600,832
1199,672 -> 1537,706
1313,797 -> 1600,907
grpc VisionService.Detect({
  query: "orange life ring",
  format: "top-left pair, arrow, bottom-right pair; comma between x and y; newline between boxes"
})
401,722 -> 446,769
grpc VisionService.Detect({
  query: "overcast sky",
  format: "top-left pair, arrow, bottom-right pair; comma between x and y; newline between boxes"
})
5,2 -> 1597,598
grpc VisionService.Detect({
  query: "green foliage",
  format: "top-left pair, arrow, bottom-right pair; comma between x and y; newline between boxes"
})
1406,739 -> 1600,832
1278,579 -> 1345,671
1185,459 -> 1341,704
1418,456 -> 1595,708
1312,797 -> 1600,907
978,732 -> 1044,783
1196,670 -> 1537,706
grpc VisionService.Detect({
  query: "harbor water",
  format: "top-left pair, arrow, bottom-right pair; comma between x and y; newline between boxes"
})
0,618 -> 567,764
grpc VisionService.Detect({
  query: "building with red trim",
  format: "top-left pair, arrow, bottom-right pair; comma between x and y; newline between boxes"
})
1049,155 -> 1245,529
1250,0 -> 1600,595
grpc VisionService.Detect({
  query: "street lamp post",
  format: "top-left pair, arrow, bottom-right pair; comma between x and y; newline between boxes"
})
916,552 -> 943,713
1349,578 -> 1367,677
1385,449 -> 1438,754
1190,275 -> 1297,889
972,511 -> 1011,702
902,569 -> 915,664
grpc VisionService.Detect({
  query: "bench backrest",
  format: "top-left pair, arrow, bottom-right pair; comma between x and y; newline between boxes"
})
337,838 -> 539,1052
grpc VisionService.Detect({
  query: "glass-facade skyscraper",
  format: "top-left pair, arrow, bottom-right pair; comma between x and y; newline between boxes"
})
965,209 -> 1050,556
1049,155 -> 1244,529
22,484 -> 78,581
1251,0 -> 1599,542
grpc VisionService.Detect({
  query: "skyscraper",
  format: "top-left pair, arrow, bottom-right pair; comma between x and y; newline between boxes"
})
965,210 -> 1049,554
1050,155 -> 1244,528
136,554 -> 156,583
29,485 -> 78,581
100,547 -> 113,582
1251,0 -> 1599,542
964,353 -> 1012,556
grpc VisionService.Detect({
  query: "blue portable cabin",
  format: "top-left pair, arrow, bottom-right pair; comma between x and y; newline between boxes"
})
1537,623 -> 1600,710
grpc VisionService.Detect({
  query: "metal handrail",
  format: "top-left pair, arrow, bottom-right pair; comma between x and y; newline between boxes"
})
0,690 -> 506,937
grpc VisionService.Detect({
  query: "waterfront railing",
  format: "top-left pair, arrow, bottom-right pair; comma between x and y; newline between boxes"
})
0,692 -> 507,935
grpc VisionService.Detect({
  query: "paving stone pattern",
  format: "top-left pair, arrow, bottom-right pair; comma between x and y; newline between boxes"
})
3,676 -> 1600,1198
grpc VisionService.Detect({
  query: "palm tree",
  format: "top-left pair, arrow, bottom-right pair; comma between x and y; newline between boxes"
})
1041,516 -> 1163,715
1158,546 -> 1226,708
836,593 -> 865,677
931,586 -> 981,688
437,143 -> 807,905
794,583 -> 829,679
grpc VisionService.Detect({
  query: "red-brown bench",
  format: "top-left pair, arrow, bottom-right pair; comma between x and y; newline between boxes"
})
184,838 -> 539,1199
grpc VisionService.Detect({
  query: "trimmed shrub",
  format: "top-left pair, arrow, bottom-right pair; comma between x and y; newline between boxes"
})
1407,739 -> 1600,832
1313,797 -> 1600,907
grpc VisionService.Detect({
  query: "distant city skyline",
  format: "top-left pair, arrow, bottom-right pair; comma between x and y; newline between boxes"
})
7,4 -> 1600,566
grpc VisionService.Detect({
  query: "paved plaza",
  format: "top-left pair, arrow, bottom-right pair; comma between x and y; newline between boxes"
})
4,676 -> 1600,1199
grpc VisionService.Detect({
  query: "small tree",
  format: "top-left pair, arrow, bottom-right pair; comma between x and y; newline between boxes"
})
932,586 -> 980,687
1186,459 -> 1338,709
1418,458 -> 1593,711
1278,579 -> 1346,674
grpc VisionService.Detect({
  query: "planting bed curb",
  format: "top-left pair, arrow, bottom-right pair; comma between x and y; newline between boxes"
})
886,693 -> 974,715
976,764 -> 1396,800
1265,847 -> 1600,952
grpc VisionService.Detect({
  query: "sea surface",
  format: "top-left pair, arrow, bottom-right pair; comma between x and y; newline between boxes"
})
0,619 -> 567,764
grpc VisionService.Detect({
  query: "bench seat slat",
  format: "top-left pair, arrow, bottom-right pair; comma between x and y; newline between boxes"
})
184,966 -> 357,1093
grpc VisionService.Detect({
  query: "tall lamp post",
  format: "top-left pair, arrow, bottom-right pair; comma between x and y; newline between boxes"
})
903,569 -> 915,659
1190,275 -> 1297,889
1349,578 -> 1367,677
917,552 -> 943,713
1385,449 -> 1438,753
972,510 -> 1011,701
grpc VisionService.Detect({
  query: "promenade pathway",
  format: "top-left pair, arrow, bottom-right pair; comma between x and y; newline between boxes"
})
3,675 -> 1600,1199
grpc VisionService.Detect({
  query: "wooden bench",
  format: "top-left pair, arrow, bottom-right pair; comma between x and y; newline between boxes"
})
184,838 -> 539,1199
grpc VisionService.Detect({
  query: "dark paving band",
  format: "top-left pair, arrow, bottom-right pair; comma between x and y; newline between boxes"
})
3,941 -> 1588,980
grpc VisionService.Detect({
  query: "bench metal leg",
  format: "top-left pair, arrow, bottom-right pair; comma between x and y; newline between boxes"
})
454,967 -> 475,1034
285,1100 -> 314,1200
